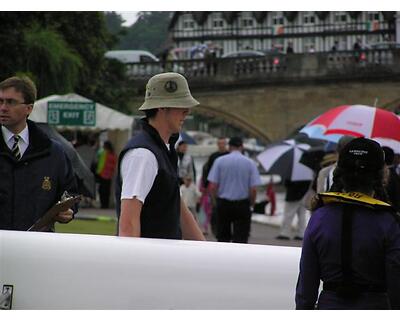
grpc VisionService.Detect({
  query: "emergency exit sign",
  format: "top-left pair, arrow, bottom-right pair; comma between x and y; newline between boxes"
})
47,101 -> 96,126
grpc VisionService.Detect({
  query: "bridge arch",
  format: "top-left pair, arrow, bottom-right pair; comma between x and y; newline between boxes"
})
193,104 -> 272,143
189,80 -> 400,143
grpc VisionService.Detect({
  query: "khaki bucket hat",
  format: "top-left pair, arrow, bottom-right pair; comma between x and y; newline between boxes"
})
139,72 -> 200,111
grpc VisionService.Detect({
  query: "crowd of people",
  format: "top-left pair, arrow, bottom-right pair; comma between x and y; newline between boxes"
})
1,72 -> 400,309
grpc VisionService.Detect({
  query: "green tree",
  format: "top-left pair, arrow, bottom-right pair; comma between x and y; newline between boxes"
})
24,24 -> 82,97
93,58 -> 137,114
0,12 -> 114,97
117,11 -> 172,55
0,11 -> 136,113
104,11 -> 127,37
47,12 -> 115,97
0,12 -> 31,80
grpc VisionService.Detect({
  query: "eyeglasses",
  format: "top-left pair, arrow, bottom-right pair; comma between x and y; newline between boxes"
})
0,98 -> 28,107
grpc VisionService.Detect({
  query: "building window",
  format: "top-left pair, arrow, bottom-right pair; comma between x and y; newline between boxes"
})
366,12 -> 381,32
241,18 -> 255,28
213,18 -> 225,29
272,13 -> 284,25
303,12 -> 315,24
334,12 -> 348,23
183,19 -> 195,30
367,12 -> 380,21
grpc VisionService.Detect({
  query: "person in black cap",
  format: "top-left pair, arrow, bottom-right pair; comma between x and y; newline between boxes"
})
207,136 -> 261,243
296,138 -> 400,309
316,135 -> 355,193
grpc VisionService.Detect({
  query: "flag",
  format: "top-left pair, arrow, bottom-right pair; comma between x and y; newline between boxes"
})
366,20 -> 379,31
274,25 -> 284,35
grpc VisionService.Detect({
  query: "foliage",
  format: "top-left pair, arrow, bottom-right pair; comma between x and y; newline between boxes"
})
104,11 -> 127,37
47,12 -> 115,98
93,58 -> 138,114
24,24 -> 82,97
0,12 -> 135,114
115,11 -> 172,55
0,12 -> 32,80
0,12 -> 113,96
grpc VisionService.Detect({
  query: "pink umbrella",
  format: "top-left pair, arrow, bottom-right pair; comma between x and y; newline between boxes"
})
300,105 -> 400,143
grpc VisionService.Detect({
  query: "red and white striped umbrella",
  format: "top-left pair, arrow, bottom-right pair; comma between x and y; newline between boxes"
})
373,138 -> 400,154
301,105 -> 400,143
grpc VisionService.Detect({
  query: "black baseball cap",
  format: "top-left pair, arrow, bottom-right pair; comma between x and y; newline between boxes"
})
228,137 -> 243,147
338,137 -> 385,172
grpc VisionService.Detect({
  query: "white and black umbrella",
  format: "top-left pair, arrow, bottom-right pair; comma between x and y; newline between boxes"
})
256,139 -> 314,182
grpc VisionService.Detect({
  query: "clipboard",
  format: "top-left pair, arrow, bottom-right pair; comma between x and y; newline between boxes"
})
27,195 -> 81,232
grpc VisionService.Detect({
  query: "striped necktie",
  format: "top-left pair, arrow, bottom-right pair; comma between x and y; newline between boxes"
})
11,135 -> 21,160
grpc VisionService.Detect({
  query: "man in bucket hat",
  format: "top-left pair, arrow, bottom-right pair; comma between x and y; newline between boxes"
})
115,73 -> 205,240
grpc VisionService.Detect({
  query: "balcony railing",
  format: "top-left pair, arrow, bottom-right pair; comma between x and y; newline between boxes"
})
126,49 -> 400,89
171,21 -> 394,39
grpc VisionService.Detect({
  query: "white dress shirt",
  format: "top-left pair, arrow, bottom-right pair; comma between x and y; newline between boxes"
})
1,125 -> 29,157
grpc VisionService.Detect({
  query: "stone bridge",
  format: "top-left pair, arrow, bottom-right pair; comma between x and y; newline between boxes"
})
128,49 -> 400,143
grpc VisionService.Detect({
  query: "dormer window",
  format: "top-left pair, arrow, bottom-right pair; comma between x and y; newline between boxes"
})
367,12 -> 380,21
272,13 -> 284,25
303,12 -> 315,24
183,19 -> 195,30
213,18 -> 225,28
241,18 -> 255,28
334,12 -> 348,23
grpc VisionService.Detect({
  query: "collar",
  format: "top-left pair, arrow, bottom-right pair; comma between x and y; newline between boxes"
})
140,118 -> 179,151
1,124 -> 29,145
139,118 -> 178,170
1,120 -> 51,160
318,191 -> 392,210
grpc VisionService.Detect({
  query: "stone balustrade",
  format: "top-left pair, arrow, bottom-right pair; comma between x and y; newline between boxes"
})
126,49 -> 400,91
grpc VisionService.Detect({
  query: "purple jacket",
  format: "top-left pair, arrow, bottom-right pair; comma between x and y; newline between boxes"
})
296,202 -> 400,309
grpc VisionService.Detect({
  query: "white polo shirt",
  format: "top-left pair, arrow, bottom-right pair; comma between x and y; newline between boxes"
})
120,146 -> 171,203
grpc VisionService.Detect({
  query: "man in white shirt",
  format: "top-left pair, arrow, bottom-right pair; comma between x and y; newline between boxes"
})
115,72 -> 205,240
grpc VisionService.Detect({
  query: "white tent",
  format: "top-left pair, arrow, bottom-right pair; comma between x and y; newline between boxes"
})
31,93 -> 133,131
30,93 -> 134,154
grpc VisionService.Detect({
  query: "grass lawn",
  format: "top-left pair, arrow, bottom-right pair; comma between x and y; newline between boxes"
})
55,218 -> 117,236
